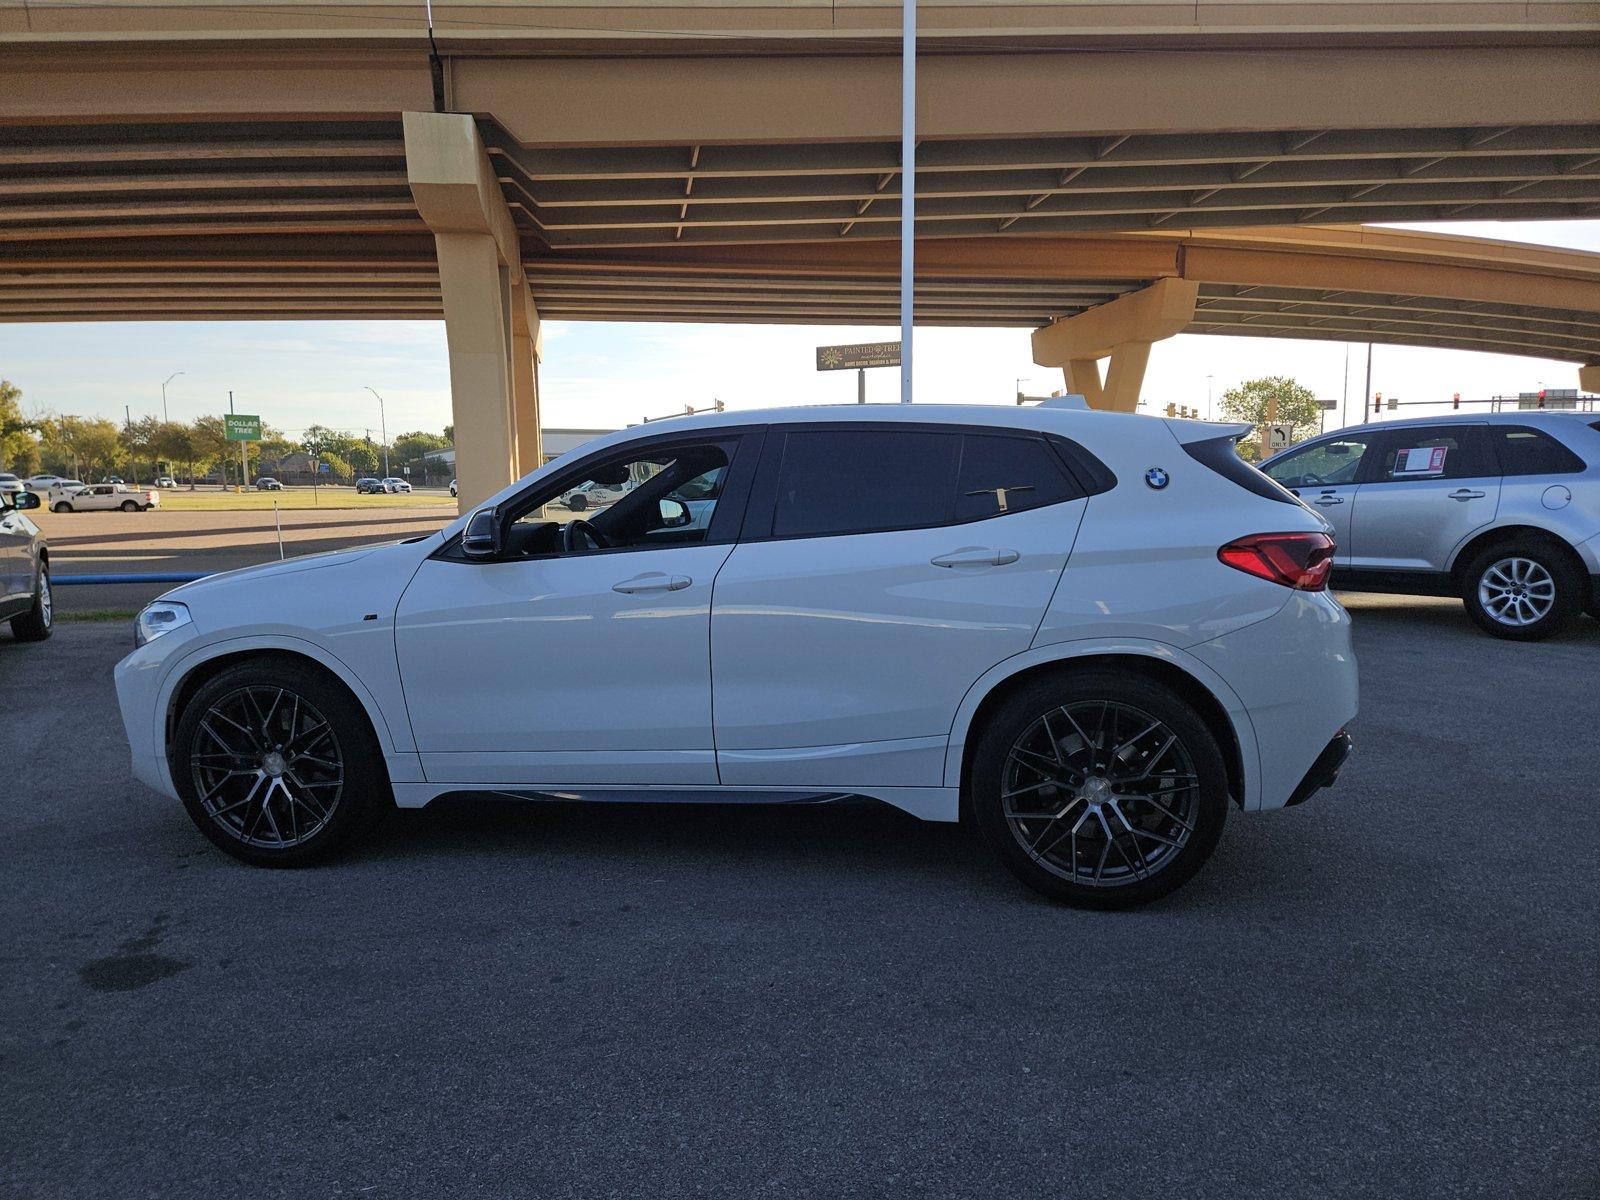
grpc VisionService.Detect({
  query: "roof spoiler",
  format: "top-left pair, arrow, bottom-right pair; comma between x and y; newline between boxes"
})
1164,419 -> 1255,446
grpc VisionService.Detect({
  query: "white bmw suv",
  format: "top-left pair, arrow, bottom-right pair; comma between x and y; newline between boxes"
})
115,402 -> 1357,908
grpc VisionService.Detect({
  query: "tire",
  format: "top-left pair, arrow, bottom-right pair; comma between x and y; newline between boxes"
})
1461,540 -> 1580,642
52,502 -> 71,513
170,657 -> 392,867
120,500 -> 138,511
10,563 -> 53,642
566,494 -> 587,511
970,669 -> 1230,910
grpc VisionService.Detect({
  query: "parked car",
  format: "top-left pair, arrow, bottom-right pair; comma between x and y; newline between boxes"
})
0,489 -> 51,641
157,476 -> 177,489
50,482 -> 159,512
0,473 -> 23,497
254,477 -> 283,491
355,478 -> 384,494
449,478 -> 458,498
1260,411 -> 1600,640
103,476 -> 125,485
23,474 -> 65,493
381,477 -> 411,494
560,479 -> 634,511
115,402 -> 1357,907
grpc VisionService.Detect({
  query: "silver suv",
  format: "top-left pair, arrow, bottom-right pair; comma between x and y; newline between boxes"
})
1261,412 -> 1600,640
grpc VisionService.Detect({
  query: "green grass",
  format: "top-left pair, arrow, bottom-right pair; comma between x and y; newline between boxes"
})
56,609 -> 139,622
155,490 -> 455,512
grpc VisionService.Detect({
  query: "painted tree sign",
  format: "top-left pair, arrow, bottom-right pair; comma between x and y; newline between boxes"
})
816,341 -> 902,371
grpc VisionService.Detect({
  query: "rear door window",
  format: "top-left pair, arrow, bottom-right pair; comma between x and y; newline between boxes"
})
1369,426 -> 1491,483
1488,425 -> 1586,476
766,427 -> 1084,539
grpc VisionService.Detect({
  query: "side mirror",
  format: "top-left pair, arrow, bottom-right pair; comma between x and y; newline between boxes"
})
6,491 -> 40,510
461,508 -> 503,559
658,497 -> 691,528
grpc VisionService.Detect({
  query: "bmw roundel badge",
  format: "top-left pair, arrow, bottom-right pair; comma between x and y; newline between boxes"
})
1144,466 -> 1170,490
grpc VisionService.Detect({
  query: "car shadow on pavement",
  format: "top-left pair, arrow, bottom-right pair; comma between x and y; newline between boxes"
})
1337,590 -> 1600,644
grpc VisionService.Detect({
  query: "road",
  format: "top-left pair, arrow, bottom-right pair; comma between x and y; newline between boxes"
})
1,595 -> 1597,1199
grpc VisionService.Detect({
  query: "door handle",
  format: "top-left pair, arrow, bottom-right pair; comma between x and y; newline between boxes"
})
611,572 -> 692,594
1313,496 -> 1345,507
931,547 -> 1020,568
1449,489 -> 1486,501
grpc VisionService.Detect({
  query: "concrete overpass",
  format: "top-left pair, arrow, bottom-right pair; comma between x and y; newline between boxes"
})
4,2 -> 1599,507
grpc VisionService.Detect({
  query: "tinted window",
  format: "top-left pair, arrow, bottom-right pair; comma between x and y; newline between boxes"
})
953,434 -> 1077,521
772,430 -> 960,538
1489,425 -> 1586,476
1370,426 -> 1488,483
1263,435 -> 1375,489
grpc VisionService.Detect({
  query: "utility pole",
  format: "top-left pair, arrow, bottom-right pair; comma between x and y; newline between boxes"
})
1362,343 -> 1373,425
230,389 -> 245,492
365,387 -> 389,477
161,370 -> 183,423
899,0 -> 915,403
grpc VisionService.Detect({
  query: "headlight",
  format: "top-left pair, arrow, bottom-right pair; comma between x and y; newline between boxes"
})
135,601 -> 192,647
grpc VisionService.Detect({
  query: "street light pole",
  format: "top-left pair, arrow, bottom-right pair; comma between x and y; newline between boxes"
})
161,371 -> 184,423
898,0 -> 916,403
365,387 -> 389,477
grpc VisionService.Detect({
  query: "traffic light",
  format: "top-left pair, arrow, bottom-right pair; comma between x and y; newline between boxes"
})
713,399 -> 726,413
1373,392 -> 1382,413
1165,403 -> 1178,417
1452,392 -> 1461,410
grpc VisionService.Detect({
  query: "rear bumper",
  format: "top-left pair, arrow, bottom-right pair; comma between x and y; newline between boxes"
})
1286,729 -> 1352,807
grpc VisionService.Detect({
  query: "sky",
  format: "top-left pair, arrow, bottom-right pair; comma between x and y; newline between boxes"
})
2,220 -> 1595,441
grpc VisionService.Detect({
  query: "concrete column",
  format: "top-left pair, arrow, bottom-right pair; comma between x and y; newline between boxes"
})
1033,278 -> 1197,414
434,231 -> 516,510
510,279 -> 544,479
403,110 -> 531,513
1062,359 -> 1105,408
1580,363 -> 1599,395
1102,341 -> 1152,413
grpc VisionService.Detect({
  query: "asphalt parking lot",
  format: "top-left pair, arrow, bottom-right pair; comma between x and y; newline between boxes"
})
3,595 -> 1597,1199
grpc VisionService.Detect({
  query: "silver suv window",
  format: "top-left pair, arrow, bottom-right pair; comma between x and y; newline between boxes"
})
1262,435 -> 1375,489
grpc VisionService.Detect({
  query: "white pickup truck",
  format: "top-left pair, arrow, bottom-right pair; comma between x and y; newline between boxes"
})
48,482 -> 161,513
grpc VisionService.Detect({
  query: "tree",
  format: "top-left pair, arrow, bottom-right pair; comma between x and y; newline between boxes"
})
1218,376 -> 1323,462
42,415 -> 122,480
391,429 -> 449,465
0,379 -> 41,474
345,442 -> 378,476
151,421 -> 197,482
120,414 -> 163,484
189,415 -> 233,484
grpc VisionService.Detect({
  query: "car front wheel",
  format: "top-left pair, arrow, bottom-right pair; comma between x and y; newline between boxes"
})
1461,541 -> 1579,641
970,670 -> 1230,910
171,658 -> 391,866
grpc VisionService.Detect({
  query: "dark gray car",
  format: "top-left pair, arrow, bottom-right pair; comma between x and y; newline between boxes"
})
0,489 -> 51,642
1261,411 -> 1600,640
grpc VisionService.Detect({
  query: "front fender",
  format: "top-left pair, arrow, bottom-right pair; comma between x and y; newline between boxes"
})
149,632 -> 422,782
940,637 -> 1263,811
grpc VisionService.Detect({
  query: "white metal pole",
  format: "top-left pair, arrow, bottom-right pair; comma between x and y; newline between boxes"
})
899,0 -> 915,403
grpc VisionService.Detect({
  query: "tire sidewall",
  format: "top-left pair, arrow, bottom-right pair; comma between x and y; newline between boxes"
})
970,669 -> 1230,910
171,659 -> 390,866
1462,541 -> 1578,641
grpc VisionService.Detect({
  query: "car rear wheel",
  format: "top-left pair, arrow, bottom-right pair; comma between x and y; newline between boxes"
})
10,564 -> 52,642
171,658 -> 391,867
52,501 -> 71,513
970,670 -> 1229,910
1461,541 -> 1579,641
120,499 -> 139,511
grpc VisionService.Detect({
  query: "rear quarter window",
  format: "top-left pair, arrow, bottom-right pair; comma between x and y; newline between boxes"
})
1490,425 -> 1587,476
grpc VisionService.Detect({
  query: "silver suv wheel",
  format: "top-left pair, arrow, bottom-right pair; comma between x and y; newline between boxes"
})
1477,556 -> 1557,628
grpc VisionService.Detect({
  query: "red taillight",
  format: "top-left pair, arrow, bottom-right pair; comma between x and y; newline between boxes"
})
1218,532 -> 1335,590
